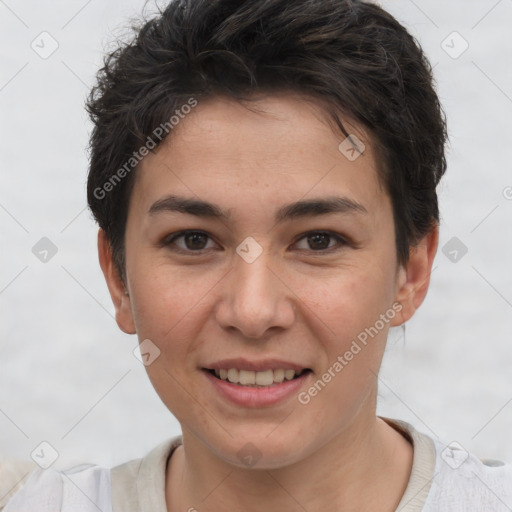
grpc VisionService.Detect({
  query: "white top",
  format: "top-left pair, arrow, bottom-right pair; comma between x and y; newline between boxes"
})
2,418 -> 511,511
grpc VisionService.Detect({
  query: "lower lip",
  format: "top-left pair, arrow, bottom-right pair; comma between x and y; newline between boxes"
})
203,370 -> 310,408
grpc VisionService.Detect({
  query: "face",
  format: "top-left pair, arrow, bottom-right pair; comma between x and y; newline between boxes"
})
100,93 -> 435,469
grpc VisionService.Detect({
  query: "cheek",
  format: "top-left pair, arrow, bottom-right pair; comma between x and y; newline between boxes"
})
295,269 -> 396,431
127,265 -> 213,412
306,264 -> 397,343
127,271 -> 202,392
128,260 -> 206,337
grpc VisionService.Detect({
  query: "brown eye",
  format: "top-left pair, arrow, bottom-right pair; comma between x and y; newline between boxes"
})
182,232 -> 209,250
163,231 -> 216,253
294,231 -> 347,252
307,233 -> 331,250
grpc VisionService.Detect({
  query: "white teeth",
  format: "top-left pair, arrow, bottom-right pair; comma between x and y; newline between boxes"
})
227,368 -> 239,383
214,368 -> 305,386
239,370 -> 256,385
273,369 -> 285,383
284,369 -> 296,381
255,369 -> 274,386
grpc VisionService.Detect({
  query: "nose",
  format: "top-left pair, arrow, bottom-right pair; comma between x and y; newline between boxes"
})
214,250 -> 296,339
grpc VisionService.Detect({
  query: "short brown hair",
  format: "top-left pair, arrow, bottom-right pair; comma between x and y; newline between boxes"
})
86,0 -> 447,278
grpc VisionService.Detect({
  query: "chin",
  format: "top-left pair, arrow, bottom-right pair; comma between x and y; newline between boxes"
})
202,424 -> 314,470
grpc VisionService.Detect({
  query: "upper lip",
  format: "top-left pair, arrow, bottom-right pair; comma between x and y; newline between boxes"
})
203,358 -> 309,372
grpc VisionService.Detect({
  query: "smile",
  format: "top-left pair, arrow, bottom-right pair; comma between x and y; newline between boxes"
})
207,368 -> 309,387
202,362 -> 312,407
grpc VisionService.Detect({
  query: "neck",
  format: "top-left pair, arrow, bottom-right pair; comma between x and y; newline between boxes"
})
166,413 -> 413,512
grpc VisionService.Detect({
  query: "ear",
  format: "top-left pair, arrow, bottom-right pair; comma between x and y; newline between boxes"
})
391,225 -> 439,326
97,229 -> 136,334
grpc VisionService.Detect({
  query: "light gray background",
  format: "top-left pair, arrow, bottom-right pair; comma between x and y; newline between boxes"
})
1,0 -> 511,470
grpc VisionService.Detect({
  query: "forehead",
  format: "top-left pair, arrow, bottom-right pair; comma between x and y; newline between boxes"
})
131,94 -> 388,222
158,93 -> 372,170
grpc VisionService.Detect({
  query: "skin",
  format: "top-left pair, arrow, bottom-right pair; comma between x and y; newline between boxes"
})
99,93 -> 438,511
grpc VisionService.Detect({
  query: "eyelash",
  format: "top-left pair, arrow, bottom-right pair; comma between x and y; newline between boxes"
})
161,230 -> 349,255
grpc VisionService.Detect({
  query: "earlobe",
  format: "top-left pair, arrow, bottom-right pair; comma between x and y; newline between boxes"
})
391,226 -> 439,326
97,229 -> 136,334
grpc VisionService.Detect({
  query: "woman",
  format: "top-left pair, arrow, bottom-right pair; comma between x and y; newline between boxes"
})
2,0 -> 511,510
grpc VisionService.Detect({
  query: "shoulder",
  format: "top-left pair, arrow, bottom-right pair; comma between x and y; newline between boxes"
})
1,436 -> 182,512
111,436 -> 182,512
1,459 -> 111,512
387,418 -> 512,512
0,457 -> 36,510
424,438 -> 512,511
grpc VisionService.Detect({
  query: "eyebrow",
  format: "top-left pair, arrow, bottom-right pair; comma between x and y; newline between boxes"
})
148,194 -> 368,223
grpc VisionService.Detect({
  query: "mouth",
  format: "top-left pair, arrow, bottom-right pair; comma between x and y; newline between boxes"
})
201,358 -> 313,407
204,367 -> 312,387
